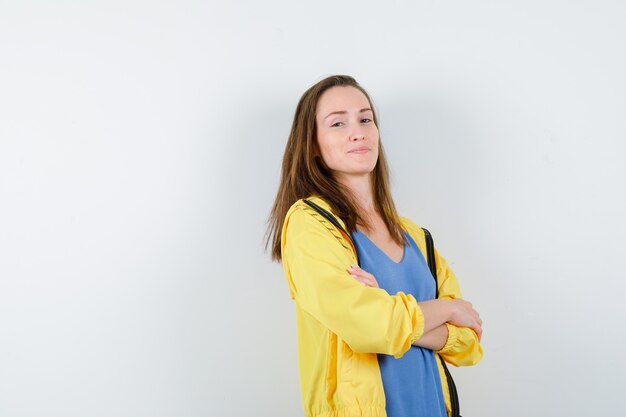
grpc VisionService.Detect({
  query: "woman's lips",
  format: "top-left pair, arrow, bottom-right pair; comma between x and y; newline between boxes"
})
348,147 -> 370,154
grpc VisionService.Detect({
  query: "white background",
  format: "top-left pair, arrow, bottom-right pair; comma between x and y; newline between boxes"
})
1,1 -> 625,416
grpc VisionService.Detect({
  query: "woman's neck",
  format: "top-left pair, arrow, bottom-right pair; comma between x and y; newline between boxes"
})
336,174 -> 376,215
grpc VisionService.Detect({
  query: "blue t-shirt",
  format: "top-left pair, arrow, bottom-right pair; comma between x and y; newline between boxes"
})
351,229 -> 447,417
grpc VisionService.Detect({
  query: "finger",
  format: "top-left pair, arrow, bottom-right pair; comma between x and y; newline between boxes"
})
352,265 -> 374,277
363,272 -> 376,280
354,275 -> 371,286
350,269 -> 378,288
359,276 -> 377,288
351,270 -> 364,278
368,279 -> 379,288
355,267 -> 371,276
352,270 -> 375,282
348,267 -> 363,277
349,267 -> 366,278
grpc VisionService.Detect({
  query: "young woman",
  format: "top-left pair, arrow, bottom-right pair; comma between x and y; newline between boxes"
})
266,75 -> 483,417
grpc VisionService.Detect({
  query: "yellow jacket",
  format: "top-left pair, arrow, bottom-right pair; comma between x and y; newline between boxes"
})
281,196 -> 483,417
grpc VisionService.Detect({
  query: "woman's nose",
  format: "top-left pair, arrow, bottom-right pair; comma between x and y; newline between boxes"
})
350,127 -> 366,141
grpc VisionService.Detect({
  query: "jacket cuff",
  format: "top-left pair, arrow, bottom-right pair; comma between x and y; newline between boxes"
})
435,323 -> 459,354
408,303 -> 426,345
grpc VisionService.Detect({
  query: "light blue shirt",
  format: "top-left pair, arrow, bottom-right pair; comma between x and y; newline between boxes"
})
351,230 -> 447,417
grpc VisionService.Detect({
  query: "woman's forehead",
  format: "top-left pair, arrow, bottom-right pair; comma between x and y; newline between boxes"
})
317,86 -> 371,116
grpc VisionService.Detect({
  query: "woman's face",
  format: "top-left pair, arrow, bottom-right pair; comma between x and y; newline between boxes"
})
315,86 -> 379,182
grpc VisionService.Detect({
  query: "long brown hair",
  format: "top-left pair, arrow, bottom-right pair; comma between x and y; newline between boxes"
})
265,75 -> 404,262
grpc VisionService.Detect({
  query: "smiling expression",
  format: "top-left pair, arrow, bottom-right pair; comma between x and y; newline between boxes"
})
315,86 -> 380,182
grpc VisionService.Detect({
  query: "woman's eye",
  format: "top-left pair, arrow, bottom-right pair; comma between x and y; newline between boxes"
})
361,118 -> 372,123
331,122 -> 344,127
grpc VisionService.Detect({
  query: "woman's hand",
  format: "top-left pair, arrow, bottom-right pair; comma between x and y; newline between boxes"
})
448,299 -> 483,341
348,265 -> 379,288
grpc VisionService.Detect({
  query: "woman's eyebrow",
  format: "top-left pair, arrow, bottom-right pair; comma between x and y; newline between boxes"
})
324,108 -> 372,120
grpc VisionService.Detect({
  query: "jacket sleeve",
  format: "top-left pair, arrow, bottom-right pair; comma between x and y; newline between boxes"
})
433,247 -> 484,367
282,208 -> 425,358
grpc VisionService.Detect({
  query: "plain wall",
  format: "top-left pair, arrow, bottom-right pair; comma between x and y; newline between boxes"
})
1,1 -> 625,416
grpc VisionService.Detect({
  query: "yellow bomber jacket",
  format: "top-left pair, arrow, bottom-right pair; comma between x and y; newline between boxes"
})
281,196 -> 483,417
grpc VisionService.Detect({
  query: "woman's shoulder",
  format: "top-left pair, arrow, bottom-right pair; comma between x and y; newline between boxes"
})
283,195 -> 345,231
286,195 -> 331,216
282,195 -> 352,251
397,215 -> 428,250
398,215 -> 422,235
285,196 -> 329,222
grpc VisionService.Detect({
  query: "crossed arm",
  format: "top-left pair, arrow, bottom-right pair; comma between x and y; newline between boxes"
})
347,264 -> 483,352
284,208 -> 482,362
